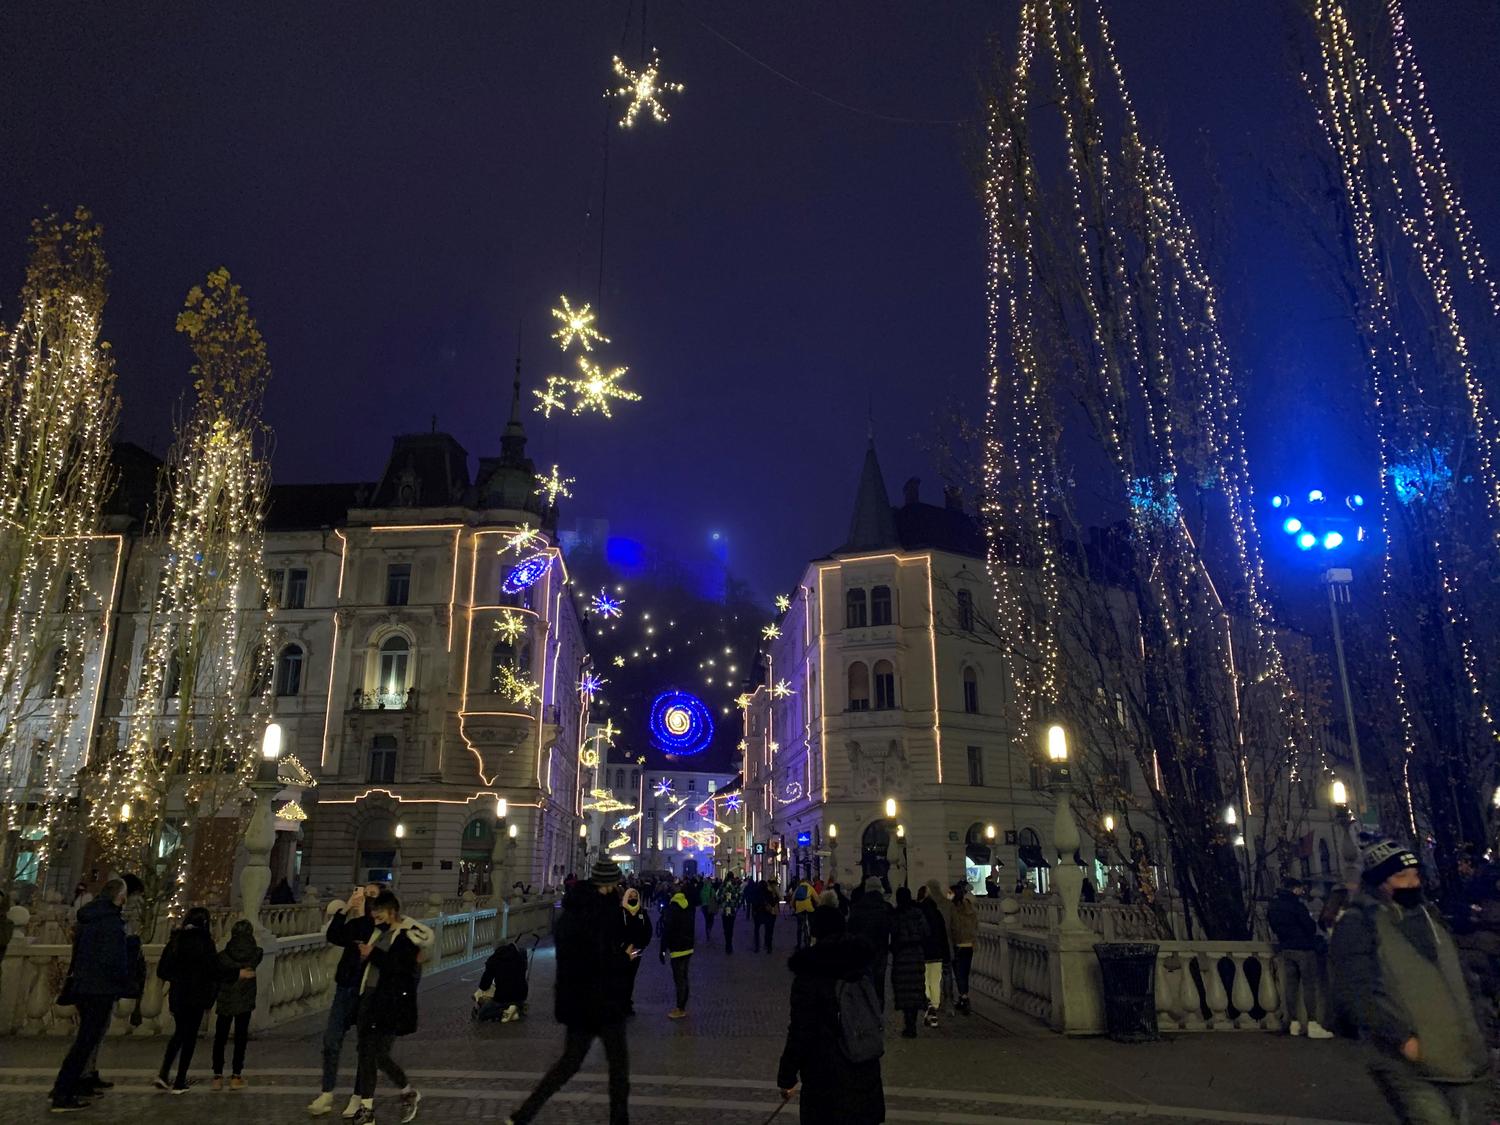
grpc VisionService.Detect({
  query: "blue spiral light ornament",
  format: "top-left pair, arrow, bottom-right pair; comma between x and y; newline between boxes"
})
502,552 -> 551,594
649,690 -> 714,756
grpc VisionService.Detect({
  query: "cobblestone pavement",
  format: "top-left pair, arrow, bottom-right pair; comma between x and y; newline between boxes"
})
1,923 -> 1408,1124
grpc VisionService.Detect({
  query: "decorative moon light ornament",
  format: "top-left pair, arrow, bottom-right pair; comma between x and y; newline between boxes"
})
502,553 -> 550,594
648,690 -> 714,756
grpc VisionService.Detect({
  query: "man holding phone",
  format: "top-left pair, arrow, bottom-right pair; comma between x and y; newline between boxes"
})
307,881 -> 384,1118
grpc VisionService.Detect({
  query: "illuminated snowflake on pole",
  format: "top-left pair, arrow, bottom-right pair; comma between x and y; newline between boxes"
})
725,793 -> 743,813
497,664 -> 541,709
772,679 -> 795,699
735,692 -> 754,711
609,49 -> 684,128
535,464 -> 575,507
589,589 -> 624,618
568,356 -> 640,418
762,623 -> 782,640
551,295 -> 609,352
495,610 -> 528,645
775,593 -> 791,613
736,739 -> 748,752
532,377 -> 569,418
653,777 -> 674,798
579,672 -> 605,700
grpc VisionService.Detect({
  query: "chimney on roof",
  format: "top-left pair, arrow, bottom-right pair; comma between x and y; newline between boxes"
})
902,477 -> 920,506
944,486 -> 963,512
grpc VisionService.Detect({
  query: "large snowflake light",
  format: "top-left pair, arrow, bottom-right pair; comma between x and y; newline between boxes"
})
609,49 -> 684,128
762,623 -> 781,640
502,523 -> 542,555
495,610 -> 528,644
724,793 -> 743,813
775,593 -> 791,613
653,776 -> 675,797
532,378 -> 569,418
568,356 -> 640,417
613,655 -> 626,668
497,664 -> 541,709
771,679 -> 795,699
551,295 -> 609,352
535,464 -> 575,507
579,672 -> 605,700
590,589 -> 624,618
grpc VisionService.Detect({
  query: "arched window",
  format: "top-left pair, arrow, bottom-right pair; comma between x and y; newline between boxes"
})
846,588 -> 868,629
847,662 -> 870,712
615,768 -> 625,789
489,642 -> 509,693
873,660 -> 896,710
630,769 -> 639,789
368,734 -> 397,783
276,644 -> 304,697
962,666 -> 979,714
871,585 -> 893,626
378,636 -> 410,704
956,589 -> 975,632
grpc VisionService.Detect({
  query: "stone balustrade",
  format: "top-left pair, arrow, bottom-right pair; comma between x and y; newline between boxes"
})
1152,941 -> 1282,1032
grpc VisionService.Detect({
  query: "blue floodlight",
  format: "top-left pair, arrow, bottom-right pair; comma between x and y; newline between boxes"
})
1283,517 -> 1303,535
1270,494 -> 1290,510
1346,494 -> 1364,510
1323,531 -> 1345,550
1308,489 -> 1326,504
1297,532 -> 1317,550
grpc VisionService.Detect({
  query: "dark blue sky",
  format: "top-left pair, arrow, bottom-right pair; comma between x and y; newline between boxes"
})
2,2 -> 1496,600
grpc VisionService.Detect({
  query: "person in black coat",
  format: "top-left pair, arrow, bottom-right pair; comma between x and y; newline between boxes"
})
776,910 -> 885,1125
155,906 -> 221,1092
846,878 -> 893,1009
506,860 -> 635,1125
620,886 -> 653,1016
352,892 -> 434,1124
309,882 -> 383,1116
50,879 -> 130,1111
917,881 -> 951,1027
889,886 -> 930,1038
1268,877 -> 1331,1037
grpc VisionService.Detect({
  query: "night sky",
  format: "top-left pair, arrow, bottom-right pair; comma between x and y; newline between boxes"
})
3,2 -> 1498,605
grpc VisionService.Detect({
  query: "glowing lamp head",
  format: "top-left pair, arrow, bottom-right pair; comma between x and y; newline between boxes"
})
495,797 -> 508,820
1308,489 -> 1326,504
1346,493 -> 1365,510
1323,531 -> 1344,550
508,823 -> 519,839
1283,517 -> 1303,535
827,823 -> 837,840
1103,815 -> 1115,832
884,797 -> 897,818
1046,723 -> 1068,762
261,722 -> 283,761
119,801 -> 132,823
985,824 -> 996,840
1331,779 -> 1348,807
896,824 -> 905,839
395,823 -> 406,840
1493,785 -> 1500,810
1224,806 -> 1237,826
1270,494 -> 1289,509
579,823 -> 588,838
1297,532 -> 1317,550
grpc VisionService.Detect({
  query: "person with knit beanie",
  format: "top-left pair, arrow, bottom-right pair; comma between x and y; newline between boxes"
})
212,919 -> 263,1089
1330,838 -> 1486,1124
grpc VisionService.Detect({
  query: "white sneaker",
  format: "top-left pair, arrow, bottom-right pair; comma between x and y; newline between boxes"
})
1306,1021 -> 1335,1039
502,1005 -> 519,1022
341,1094 -> 363,1119
307,1092 -> 335,1117
1288,1020 -> 1303,1036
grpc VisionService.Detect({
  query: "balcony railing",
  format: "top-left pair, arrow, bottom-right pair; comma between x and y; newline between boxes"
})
352,687 -> 417,712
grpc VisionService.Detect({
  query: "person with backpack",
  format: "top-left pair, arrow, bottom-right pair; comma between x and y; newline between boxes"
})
775,900 -> 885,1124
949,882 -> 979,1016
154,907 -> 221,1093
716,876 -> 742,954
660,881 -> 695,1019
792,877 -> 816,949
890,886 -> 930,1038
756,880 -> 780,954
49,879 -> 131,1112
351,891 -> 433,1125
847,878 -> 893,1009
211,919 -> 263,1089
917,881 -> 952,1027
620,886 -> 652,1016
307,882 -> 383,1117
699,878 -> 719,940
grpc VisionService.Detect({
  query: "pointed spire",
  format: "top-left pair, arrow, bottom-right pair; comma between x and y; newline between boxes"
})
501,356 -> 527,465
843,438 -> 898,552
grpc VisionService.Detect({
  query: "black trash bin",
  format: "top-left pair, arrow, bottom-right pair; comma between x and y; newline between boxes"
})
1093,942 -> 1160,1042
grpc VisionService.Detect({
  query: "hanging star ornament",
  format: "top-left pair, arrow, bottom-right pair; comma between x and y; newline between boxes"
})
612,655 -> 626,668
775,593 -> 791,613
497,664 -> 541,709
772,679 -> 795,699
532,377 -> 569,418
494,610 -> 528,645
735,692 -> 754,711
609,48 -> 684,128
579,672 -> 605,700
502,523 -> 542,555
589,589 -> 624,619
762,623 -> 782,640
551,295 -> 609,352
567,355 -> 640,417
535,464 -> 575,507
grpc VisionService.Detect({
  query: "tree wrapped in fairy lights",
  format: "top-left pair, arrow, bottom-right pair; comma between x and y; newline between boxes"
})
0,209 -> 120,899
87,269 -> 275,932
981,0 -> 1312,938
1301,0 -> 1500,878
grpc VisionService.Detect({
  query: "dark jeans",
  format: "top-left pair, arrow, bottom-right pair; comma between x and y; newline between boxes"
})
901,1008 -> 919,1035
626,958 -> 642,1012
1370,1063 -> 1483,1125
52,996 -> 114,1101
954,946 -> 974,997
354,1027 -> 407,1098
159,1006 -> 207,1087
754,913 -> 776,952
868,953 -> 888,1009
213,1011 -> 251,1076
510,1022 -> 629,1125
722,912 -> 736,953
670,955 -> 691,1010
703,911 -> 716,937
320,984 -> 359,1092
795,912 -> 812,949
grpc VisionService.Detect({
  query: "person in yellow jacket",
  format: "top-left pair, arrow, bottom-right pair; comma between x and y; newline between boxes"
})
659,883 -> 695,1019
792,877 -> 816,949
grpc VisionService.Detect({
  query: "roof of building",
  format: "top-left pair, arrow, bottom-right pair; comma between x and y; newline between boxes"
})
368,432 -> 472,508
265,482 -> 370,531
830,441 -> 984,560
842,440 -> 899,552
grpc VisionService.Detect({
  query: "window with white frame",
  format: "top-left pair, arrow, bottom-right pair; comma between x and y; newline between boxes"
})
848,662 -> 870,712
377,636 -> 410,704
962,666 -> 979,714
276,644 -> 304,697
385,563 -> 411,606
871,585 -> 893,626
873,660 -> 896,710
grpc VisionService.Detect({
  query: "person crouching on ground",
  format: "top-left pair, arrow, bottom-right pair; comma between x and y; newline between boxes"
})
351,891 -> 432,1125
155,906 -> 221,1093
1332,838 -> 1487,1125
504,860 -> 635,1125
212,919 -> 263,1089
776,900 -> 885,1124
308,881 -> 383,1117
621,886 -> 652,1016
661,880 -> 695,1019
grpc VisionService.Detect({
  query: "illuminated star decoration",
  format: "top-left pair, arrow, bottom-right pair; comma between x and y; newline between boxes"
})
775,594 -> 791,613
734,692 -> 754,711
579,672 -> 605,700
736,739 -> 748,752
609,48 -> 684,128
589,589 -> 624,619
762,623 -> 782,640
596,719 -> 619,745
551,295 -> 609,352
534,464 -> 575,507
567,356 -> 641,418
725,793 -> 743,813
502,523 -> 542,555
653,777 -> 674,798
495,610 -> 528,645
580,746 -> 600,768
635,754 -> 646,765
612,655 -> 626,668
532,378 -> 569,418
772,679 -> 795,699
497,664 -> 541,709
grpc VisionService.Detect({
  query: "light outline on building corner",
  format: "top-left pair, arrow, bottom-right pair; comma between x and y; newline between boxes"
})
320,529 -> 349,771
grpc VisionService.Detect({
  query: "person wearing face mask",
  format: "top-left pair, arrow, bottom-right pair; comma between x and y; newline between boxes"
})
1331,838 -> 1487,1124
620,886 -> 653,1016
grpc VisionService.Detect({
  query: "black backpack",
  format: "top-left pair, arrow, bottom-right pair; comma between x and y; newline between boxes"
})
834,975 -> 885,1063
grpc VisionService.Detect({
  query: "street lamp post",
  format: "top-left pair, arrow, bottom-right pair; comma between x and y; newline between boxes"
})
895,823 -> 908,890
239,722 -> 283,919
1046,723 -> 1087,933
826,823 -> 838,886
490,798 -> 510,899
1323,568 -> 1368,818
1331,780 -> 1360,886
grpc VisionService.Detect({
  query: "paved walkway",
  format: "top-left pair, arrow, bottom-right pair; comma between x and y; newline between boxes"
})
1,922 -> 1408,1124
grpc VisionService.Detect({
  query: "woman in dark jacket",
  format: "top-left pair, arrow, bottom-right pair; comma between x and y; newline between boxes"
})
353,892 -> 434,1124
776,910 -> 885,1124
917,881 -> 951,1027
155,907 -> 221,1092
620,887 -> 653,1015
212,919 -> 264,1089
889,886 -> 930,1037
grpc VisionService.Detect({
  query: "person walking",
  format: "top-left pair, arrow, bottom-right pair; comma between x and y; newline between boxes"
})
660,882 -> 695,1019
1269,877 -> 1334,1039
620,886 -> 652,1017
350,891 -> 432,1125
212,919 -> 263,1090
776,904 -> 885,1124
1331,838 -> 1488,1125
49,879 -> 130,1112
846,878 -> 892,1010
889,887 -> 929,1038
717,876 -> 742,954
756,880 -> 780,954
700,878 -> 719,940
503,860 -> 635,1125
792,876 -> 816,950
155,907 -> 221,1093
917,881 -> 951,1027
949,882 -> 979,1016
307,882 -> 382,1117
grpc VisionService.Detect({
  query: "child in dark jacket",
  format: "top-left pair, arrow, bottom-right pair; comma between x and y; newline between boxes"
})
212,919 -> 264,1089
156,907 -> 220,1092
